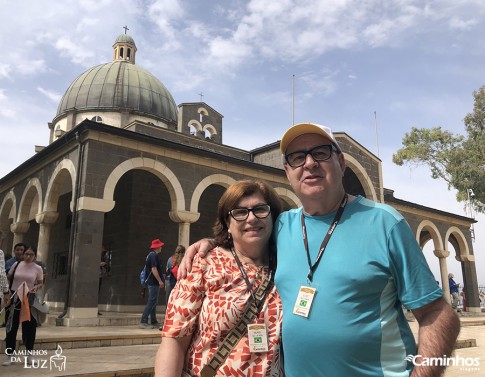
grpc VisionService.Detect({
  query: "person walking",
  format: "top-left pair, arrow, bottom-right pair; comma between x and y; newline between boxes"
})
0,231 -> 11,327
164,245 -> 185,305
5,243 -> 26,273
156,180 -> 283,376
180,123 -> 460,377
3,246 -> 44,366
449,273 -> 460,310
139,239 -> 165,329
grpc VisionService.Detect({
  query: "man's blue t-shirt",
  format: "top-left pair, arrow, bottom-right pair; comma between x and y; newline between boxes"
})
275,196 -> 443,377
145,251 -> 162,286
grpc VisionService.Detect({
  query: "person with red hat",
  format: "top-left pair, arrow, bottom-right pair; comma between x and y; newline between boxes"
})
140,239 -> 165,329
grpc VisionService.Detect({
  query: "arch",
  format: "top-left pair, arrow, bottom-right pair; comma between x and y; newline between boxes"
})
187,120 -> 202,135
190,174 -> 236,213
445,226 -> 470,260
0,190 -> 17,232
17,178 -> 43,224
104,157 -> 185,213
416,219 -> 444,251
197,107 -> 209,117
274,187 -> 301,208
342,154 -> 378,201
203,124 -> 218,135
44,159 -> 77,213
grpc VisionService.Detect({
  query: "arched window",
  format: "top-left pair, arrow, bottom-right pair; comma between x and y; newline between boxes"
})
91,116 -> 103,123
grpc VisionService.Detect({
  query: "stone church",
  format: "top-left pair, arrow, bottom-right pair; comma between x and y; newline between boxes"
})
0,33 -> 480,325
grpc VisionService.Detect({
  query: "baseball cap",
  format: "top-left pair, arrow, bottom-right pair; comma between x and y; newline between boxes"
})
280,123 -> 340,154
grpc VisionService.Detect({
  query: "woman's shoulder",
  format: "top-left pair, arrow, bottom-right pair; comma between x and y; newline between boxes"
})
198,246 -> 234,267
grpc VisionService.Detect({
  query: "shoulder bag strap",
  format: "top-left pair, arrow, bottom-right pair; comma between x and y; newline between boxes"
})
8,261 -> 21,291
200,276 -> 274,377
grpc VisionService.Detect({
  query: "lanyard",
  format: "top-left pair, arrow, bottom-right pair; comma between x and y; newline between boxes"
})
231,248 -> 273,306
301,193 -> 348,283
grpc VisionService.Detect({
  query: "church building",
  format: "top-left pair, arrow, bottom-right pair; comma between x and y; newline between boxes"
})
0,33 -> 480,325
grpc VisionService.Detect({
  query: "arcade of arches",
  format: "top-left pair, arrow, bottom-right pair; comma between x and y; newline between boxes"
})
0,120 -> 479,325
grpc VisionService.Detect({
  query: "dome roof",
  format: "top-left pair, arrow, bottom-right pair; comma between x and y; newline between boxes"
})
55,61 -> 178,123
114,34 -> 136,47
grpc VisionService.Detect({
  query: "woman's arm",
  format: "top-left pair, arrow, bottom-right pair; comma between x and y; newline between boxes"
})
155,335 -> 192,377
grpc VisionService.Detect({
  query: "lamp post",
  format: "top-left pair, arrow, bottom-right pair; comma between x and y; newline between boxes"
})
467,188 -> 475,242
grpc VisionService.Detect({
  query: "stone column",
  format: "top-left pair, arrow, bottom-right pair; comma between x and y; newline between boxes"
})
64,209 -> 105,324
433,249 -> 450,304
169,210 -> 200,246
10,222 -> 30,246
458,255 -> 480,313
35,211 -> 59,262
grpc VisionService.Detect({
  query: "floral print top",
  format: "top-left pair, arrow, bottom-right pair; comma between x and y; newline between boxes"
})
162,247 -> 283,376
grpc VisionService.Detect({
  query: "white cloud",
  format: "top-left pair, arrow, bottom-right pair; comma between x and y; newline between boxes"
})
37,87 -> 62,103
449,17 -> 477,30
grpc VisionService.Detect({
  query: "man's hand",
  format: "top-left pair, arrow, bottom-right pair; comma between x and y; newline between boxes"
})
177,238 -> 215,279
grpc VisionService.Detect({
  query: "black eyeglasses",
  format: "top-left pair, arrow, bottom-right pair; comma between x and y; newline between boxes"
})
228,204 -> 271,221
284,144 -> 340,168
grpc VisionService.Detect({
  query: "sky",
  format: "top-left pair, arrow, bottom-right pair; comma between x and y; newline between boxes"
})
0,0 -> 484,285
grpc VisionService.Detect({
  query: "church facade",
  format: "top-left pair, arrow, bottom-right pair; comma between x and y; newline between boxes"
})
0,34 -> 480,325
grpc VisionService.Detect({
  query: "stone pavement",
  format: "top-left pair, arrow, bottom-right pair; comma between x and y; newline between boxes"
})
1,315 -> 484,376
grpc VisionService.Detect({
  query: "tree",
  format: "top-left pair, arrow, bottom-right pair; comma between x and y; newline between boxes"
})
393,86 -> 485,214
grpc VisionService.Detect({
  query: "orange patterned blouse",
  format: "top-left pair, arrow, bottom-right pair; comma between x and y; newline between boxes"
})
161,247 -> 283,376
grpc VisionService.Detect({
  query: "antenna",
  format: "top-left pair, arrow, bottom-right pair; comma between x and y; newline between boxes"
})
374,111 -> 380,158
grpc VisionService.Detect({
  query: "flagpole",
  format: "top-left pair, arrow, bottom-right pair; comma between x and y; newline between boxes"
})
292,74 -> 295,125
374,111 -> 380,158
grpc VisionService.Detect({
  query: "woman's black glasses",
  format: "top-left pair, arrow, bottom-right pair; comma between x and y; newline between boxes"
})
228,204 -> 271,221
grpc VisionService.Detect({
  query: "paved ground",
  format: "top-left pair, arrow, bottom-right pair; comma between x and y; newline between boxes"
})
1,316 -> 484,376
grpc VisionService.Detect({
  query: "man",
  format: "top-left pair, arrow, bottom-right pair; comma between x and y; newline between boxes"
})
140,238 -> 165,329
448,273 -> 460,310
181,123 -> 460,376
5,243 -> 26,273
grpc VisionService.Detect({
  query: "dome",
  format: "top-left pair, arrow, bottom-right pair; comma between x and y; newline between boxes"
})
55,61 -> 178,123
114,34 -> 136,47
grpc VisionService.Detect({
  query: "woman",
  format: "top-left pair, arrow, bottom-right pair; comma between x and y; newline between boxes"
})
2,246 -> 44,366
164,245 -> 186,305
156,180 -> 283,376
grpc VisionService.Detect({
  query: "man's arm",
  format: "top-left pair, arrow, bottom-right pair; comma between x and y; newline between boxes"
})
151,266 -> 164,288
177,238 -> 215,279
411,297 -> 460,377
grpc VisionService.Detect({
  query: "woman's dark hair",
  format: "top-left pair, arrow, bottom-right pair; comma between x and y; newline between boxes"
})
171,245 -> 186,267
24,246 -> 37,257
213,179 -> 283,252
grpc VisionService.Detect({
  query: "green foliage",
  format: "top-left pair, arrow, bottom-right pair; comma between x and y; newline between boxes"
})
393,86 -> 485,214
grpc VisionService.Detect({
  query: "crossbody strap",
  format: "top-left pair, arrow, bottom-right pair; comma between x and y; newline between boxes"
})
200,275 -> 273,377
8,261 -> 21,291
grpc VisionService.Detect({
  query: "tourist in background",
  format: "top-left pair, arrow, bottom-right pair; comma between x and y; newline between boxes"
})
3,246 -> 44,366
139,239 -> 165,329
164,245 -> 185,305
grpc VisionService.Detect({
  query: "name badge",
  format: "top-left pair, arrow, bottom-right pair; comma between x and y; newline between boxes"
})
248,323 -> 269,352
293,286 -> 317,318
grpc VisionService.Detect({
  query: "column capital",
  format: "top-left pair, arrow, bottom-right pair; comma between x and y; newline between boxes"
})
10,222 -> 30,234
456,255 -> 475,262
433,249 -> 449,258
35,211 -> 59,224
169,210 -> 200,223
